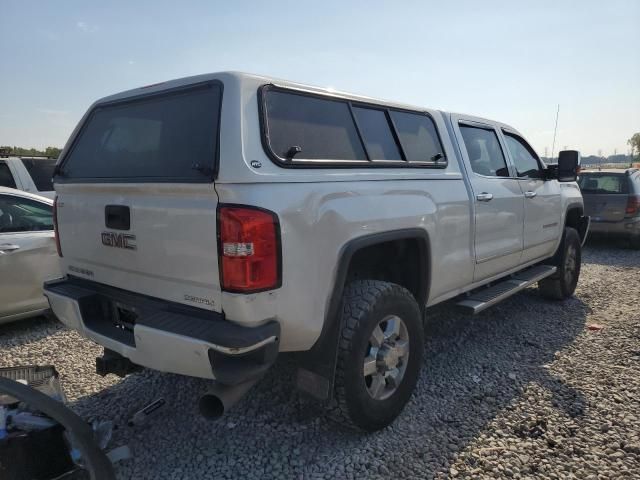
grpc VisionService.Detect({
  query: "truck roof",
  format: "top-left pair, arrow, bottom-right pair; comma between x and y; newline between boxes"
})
92,71 -> 512,131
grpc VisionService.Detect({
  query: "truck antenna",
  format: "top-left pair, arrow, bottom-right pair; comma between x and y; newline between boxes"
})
550,104 -> 560,162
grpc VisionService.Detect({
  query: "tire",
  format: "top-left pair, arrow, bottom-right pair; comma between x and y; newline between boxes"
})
329,280 -> 424,431
630,235 -> 640,250
538,227 -> 581,300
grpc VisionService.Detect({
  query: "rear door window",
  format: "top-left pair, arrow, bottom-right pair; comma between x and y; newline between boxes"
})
21,158 -> 56,191
578,174 -> 629,194
60,82 -> 222,181
459,125 -> 510,177
0,162 -> 17,188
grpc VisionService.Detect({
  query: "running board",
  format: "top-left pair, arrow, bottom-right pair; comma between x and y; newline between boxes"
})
456,265 -> 557,314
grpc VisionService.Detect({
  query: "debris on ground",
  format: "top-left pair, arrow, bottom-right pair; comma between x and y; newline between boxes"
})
0,243 -> 638,479
587,323 -> 605,331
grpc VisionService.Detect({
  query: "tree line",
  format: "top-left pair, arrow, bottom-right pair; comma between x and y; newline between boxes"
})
0,146 -> 62,158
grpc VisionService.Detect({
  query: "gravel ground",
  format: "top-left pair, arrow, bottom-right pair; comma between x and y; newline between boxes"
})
1,239 -> 639,479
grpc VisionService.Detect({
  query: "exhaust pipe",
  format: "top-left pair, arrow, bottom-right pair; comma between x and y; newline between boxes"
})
199,378 -> 260,420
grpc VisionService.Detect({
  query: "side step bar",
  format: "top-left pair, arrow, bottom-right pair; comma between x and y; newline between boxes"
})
456,265 -> 557,314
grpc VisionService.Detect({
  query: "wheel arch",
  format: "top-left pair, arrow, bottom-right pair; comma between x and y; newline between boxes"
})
564,203 -> 589,245
293,228 -> 431,401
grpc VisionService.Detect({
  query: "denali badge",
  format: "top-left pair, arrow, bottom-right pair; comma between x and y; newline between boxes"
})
69,265 -> 94,277
184,294 -> 216,307
101,231 -> 137,250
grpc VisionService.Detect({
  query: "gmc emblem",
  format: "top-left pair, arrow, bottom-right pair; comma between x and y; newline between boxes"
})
101,231 -> 137,250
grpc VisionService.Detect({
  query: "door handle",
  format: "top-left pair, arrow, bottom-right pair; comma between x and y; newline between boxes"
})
524,191 -> 537,199
476,192 -> 494,202
0,243 -> 20,253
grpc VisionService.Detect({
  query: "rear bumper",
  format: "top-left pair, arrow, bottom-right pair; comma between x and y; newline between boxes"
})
43,277 -> 279,383
588,217 -> 640,237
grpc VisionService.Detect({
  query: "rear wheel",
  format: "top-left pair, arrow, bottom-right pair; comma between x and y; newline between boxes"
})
630,235 -> 640,250
539,227 -> 581,300
329,280 -> 423,431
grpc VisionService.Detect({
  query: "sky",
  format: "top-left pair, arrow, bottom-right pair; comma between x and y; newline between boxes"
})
0,0 -> 638,157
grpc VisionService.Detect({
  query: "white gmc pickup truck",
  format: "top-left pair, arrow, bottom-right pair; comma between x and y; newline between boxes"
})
44,72 -> 589,431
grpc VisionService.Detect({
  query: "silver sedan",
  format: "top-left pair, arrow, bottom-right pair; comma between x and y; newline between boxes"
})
0,187 -> 61,324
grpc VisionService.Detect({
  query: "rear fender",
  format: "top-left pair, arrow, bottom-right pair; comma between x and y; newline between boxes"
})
292,229 -> 430,402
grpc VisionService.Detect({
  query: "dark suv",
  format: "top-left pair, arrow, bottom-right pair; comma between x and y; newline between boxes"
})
578,168 -> 640,248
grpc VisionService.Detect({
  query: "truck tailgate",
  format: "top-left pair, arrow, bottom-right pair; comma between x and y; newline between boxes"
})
583,193 -> 627,222
55,183 -> 222,312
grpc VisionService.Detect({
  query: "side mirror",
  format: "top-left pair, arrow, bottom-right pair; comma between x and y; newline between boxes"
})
557,150 -> 580,182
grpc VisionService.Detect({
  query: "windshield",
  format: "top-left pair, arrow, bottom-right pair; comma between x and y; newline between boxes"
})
59,83 -> 221,182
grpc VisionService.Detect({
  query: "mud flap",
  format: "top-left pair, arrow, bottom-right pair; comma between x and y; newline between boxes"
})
577,215 -> 591,246
292,309 -> 344,403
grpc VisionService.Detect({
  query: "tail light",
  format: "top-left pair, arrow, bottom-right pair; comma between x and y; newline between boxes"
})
218,205 -> 281,293
626,195 -> 640,217
53,196 -> 63,257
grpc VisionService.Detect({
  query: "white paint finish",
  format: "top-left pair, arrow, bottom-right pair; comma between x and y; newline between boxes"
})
55,182 -> 222,312
1,159 -> 25,190
0,189 -> 61,323
449,115 -> 525,281
215,179 -> 473,351
0,231 -> 60,319
1,157 -> 55,198
518,178 -> 562,262
470,176 -> 524,271
49,71 -> 585,362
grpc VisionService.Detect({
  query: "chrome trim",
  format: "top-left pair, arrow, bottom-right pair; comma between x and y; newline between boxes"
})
476,192 -> 494,202
209,335 -> 278,355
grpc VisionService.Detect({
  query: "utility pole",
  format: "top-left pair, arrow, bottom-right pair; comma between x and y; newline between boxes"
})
598,149 -> 603,170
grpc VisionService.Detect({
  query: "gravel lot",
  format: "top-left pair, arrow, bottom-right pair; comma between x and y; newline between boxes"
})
1,239 -> 639,479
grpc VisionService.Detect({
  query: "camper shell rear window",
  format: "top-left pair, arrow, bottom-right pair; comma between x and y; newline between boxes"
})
260,85 -> 446,169
57,81 -> 222,182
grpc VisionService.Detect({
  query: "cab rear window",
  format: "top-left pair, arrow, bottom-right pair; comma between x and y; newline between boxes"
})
59,82 -> 221,182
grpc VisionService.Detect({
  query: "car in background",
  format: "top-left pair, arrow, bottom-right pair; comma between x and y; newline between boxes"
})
0,187 -> 61,324
0,155 -> 57,199
578,168 -> 640,248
